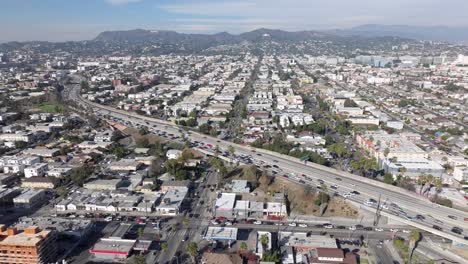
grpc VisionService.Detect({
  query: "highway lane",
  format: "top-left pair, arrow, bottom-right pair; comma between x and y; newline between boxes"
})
65,79 -> 468,245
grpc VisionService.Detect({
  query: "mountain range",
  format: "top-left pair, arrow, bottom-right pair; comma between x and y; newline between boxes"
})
94,25 -> 468,44
334,24 -> 468,43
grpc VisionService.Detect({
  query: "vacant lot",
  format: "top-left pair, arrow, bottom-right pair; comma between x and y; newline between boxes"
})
39,103 -> 64,113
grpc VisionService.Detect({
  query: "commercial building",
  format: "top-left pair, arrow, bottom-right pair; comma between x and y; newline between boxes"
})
109,159 -> 142,171
84,179 -> 124,191
382,157 -> 445,178
13,189 -> 46,209
155,187 -> 187,215
0,225 -> 57,264
21,177 -> 57,189
90,238 -> 136,260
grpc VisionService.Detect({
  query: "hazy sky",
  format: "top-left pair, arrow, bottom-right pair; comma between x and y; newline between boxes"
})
1,0 -> 467,42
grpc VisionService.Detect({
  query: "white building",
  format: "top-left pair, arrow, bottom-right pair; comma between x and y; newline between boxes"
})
24,163 -> 48,178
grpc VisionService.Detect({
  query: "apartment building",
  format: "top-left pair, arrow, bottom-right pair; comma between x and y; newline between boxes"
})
0,225 -> 57,264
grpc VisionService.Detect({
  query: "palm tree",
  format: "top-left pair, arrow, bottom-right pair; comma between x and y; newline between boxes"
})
408,230 -> 421,264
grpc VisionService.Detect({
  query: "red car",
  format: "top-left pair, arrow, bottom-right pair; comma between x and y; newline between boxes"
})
217,216 -> 227,221
245,221 -> 253,224
283,175 -> 289,178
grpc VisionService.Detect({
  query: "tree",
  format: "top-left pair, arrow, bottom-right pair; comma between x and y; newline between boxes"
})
383,148 -> 390,157
314,192 -> 330,206
111,145 -> 128,159
56,186 -> 69,198
130,255 -> 146,264
161,242 -> 168,251
187,242 -> 198,263
136,137 -> 149,148
261,250 -> 280,262
228,145 -> 235,157
239,241 -> 248,251
14,141 -> 27,149
408,230 -> 421,264
138,127 -> 149,135
260,234 -> 269,250
383,173 -> 395,184
137,227 -> 144,238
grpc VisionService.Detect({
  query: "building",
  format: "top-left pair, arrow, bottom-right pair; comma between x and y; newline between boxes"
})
203,227 -> 238,243
453,166 -> 468,182
308,248 -> 357,264
24,163 -> 48,178
84,179 -> 124,191
160,180 -> 190,193
0,225 -> 57,264
166,149 -> 182,160
109,159 -> 142,171
21,177 -> 57,189
13,189 -> 46,209
382,157 -> 445,178
155,188 -> 187,215
90,238 -> 136,260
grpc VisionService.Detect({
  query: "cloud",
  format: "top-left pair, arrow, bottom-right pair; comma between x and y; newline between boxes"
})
160,0 -> 468,29
105,0 -> 142,6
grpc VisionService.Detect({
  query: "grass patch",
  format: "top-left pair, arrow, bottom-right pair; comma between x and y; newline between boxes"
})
39,104 -> 64,113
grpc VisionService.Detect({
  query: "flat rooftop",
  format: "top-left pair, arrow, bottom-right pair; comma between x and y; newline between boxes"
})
90,238 -> 136,256
204,227 -> 238,241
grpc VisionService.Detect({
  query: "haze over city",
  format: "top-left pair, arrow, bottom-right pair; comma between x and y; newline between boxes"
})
2,0 -> 468,42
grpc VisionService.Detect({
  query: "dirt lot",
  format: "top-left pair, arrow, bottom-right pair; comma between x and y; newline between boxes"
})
232,167 -> 359,218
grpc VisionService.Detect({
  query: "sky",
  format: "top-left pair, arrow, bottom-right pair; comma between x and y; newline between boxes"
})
1,0 -> 468,42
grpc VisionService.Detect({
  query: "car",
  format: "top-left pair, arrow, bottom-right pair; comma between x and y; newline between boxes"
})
289,222 -> 297,227
390,228 -> 399,232
211,220 -> 220,225
432,225 -> 442,231
330,185 -> 338,190
299,224 -> 308,228
182,235 -> 189,242
451,227 -> 463,235
363,227 -> 373,231
402,229 -> 410,233
448,215 -> 458,220
254,220 -> 262,225
245,221 -> 253,224
348,226 -> 356,231
375,228 -> 384,232
351,191 -> 360,195
415,214 -> 425,220
274,222 -> 283,226
335,177 -> 342,181
324,224 -> 334,229
336,225 -> 346,229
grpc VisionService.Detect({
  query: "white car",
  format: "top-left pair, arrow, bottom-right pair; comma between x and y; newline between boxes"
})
225,221 -> 233,226
274,222 -> 283,226
375,228 -> 384,232
254,220 -> 262,225
299,224 -> 308,228
324,224 -> 334,229
402,229 -> 410,233
390,228 -> 399,232
348,225 -> 356,231
288,222 -> 297,227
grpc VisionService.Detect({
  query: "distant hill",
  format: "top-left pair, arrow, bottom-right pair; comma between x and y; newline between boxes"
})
94,28 -> 333,43
332,24 -> 468,43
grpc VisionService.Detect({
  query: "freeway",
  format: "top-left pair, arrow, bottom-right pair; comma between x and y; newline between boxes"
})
64,78 -> 468,246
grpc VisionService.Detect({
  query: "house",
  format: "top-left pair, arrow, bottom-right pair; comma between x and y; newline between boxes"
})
84,179 -> 125,191
308,248 -> 357,264
160,180 -> 190,193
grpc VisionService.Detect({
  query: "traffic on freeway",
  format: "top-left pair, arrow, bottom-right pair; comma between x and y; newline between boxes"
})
66,80 -> 468,245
